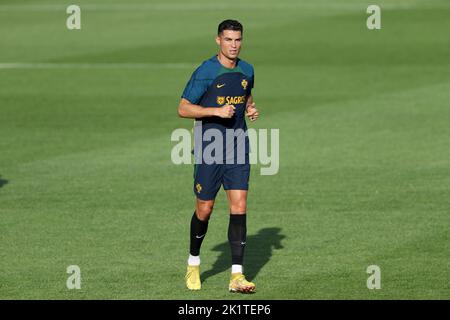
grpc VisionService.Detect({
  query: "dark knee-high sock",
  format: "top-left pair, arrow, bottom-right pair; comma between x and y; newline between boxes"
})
190,211 -> 209,256
228,214 -> 247,269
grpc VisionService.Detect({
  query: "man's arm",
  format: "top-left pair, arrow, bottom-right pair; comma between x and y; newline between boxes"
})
178,98 -> 235,119
246,94 -> 254,107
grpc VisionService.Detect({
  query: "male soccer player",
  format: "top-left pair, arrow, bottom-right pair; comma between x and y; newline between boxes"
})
178,19 -> 259,293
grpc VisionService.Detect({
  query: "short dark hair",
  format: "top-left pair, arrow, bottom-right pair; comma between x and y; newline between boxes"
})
218,19 -> 243,36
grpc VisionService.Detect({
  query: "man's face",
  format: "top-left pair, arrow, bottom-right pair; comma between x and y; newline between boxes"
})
216,30 -> 242,60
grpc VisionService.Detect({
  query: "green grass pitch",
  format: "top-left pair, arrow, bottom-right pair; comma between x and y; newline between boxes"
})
0,0 -> 449,299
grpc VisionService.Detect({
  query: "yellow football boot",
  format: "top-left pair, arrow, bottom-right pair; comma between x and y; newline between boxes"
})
229,273 -> 256,293
185,265 -> 201,290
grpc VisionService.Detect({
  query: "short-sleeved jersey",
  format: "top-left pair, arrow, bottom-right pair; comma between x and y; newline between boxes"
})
181,55 -> 254,163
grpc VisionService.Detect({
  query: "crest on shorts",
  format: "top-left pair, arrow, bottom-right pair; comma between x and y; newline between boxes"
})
196,183 -> 202,194
217,96 -> 225,105
241,79 -> 248,90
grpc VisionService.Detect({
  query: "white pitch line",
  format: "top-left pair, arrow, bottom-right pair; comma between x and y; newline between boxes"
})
0,62 -> 195,70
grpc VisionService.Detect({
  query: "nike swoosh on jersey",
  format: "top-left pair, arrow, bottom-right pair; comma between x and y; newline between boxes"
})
216,83 -> 226,88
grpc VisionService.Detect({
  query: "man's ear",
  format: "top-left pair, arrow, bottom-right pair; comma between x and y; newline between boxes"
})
215,36 -> 221,46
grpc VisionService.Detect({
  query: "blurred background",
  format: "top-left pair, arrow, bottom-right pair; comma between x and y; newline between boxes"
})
0,0 -> 449,299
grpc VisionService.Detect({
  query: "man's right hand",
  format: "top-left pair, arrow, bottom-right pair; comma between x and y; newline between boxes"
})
215,104 -> 235,118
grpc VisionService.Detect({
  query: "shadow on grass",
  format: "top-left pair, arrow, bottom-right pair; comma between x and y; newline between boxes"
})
0,176 -> 8,189
202,227 -> 285,282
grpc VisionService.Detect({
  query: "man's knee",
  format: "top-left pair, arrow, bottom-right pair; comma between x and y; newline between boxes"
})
230,200 -> 247,214
196,200 -> 214,220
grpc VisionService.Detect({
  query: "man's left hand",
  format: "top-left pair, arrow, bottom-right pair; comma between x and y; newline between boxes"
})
246,102 -> 259,122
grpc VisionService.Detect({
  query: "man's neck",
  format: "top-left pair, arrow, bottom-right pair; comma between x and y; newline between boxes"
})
217,52 -> 237,69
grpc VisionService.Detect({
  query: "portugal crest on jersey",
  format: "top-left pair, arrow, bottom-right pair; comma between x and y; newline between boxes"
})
241,79 -> 248,90
217,96 -> 225,105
